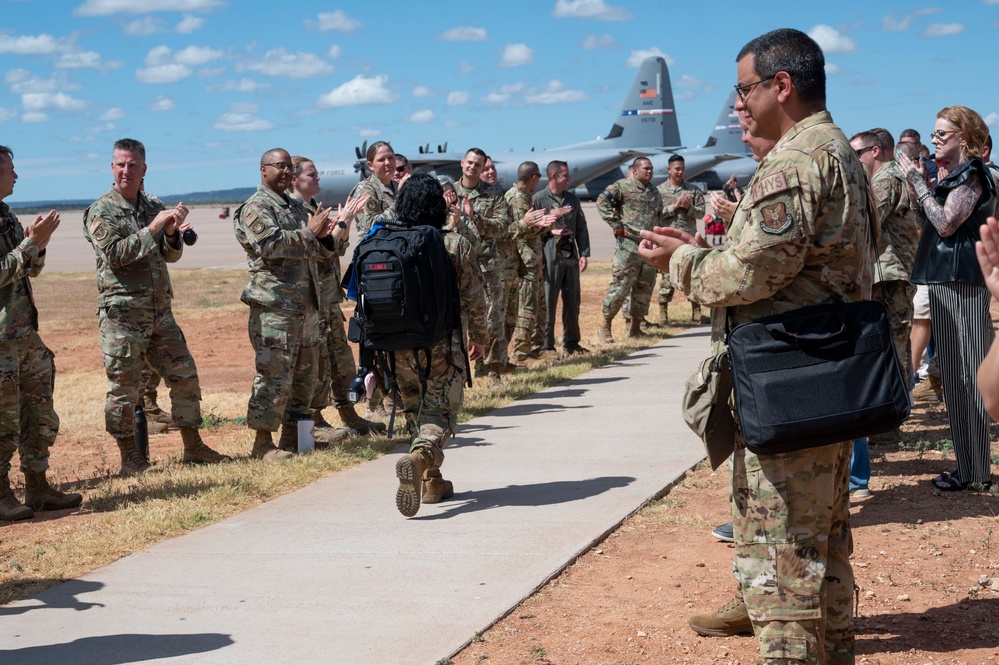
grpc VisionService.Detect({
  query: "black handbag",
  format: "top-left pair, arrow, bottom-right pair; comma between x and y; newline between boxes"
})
726,299 -> 911,454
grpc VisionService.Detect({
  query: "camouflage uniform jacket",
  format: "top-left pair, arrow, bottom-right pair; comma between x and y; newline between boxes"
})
289,192 -> 347,307
444,229 -> 487,345
871,161 -> 920,283
596,177 -> 664,245
532,187 -> 590,259
658,180 -> 706,236
505,185 -> 542,270
234,185 -> 335,313
0,203 -> 44,340
669,111 -> 873,345
454,179 -> 511,271
350,174 -> 397,237
83,187 -> 182,311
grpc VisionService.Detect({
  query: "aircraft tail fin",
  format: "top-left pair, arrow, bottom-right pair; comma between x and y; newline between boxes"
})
701,90 -> 747,154
600,56 -> 680,149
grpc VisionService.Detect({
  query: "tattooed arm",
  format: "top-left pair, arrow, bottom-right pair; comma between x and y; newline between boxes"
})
898,153 -> 982,237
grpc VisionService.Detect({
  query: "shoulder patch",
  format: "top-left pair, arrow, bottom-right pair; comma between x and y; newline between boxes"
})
758,199 -> 794,235
872,182 -> 887,202
751,171 -> 791,202
365,198 -> 379,213
91,219 -> 109,242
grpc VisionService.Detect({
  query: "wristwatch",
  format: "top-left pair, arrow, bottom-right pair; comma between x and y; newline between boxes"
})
336,220 -> 347,230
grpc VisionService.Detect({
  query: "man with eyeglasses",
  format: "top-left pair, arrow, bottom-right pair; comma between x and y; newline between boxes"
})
234,148 -> 341,460
85,138 -> 229,476
392,154 -> 411,187
638,28 -> 872,663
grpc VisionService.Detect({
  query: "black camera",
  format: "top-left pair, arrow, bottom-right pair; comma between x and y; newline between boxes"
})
182,228 -> 198,246
347,366 -> 369,404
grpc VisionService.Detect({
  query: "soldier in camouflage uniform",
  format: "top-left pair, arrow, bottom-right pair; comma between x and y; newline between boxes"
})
485,156 -> 524,362
84,138 -> 229,476
596,157 -> 663,341
640,29 -> 871,663
0,146 -> 82,520
234,148 -> 341,460
656,154 -> 707,323
453,148 -> 513,386
390,174 -> 486,517
288,156 -> 384,438
505,162 -> 555,361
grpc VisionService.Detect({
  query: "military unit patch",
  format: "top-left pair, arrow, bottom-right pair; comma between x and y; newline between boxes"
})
252,221 -> 265,235
758,200 -> 794,235
91,221 -> 109,242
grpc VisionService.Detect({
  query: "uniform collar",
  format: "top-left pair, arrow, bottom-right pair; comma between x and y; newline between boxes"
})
258,184 -> 293,207
771,110 -> 834,153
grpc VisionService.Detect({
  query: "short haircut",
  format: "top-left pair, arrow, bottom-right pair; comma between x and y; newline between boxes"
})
736,28 -> 825,105
464,147 -> 487,160
546,160 -> 568,178
0,145 -> 11,161
366,141 -> 393,163
937,105 -> 989,158
668,154 -> 685,165
849,131 -> 880,149
631,157 -> 652,169
396,172 -> 447,230
899,129 -> 920,143
394,154 -> 409,167
518,161 -> 540,181
260,148 -> 288,166
114,138 -> 146,161
869,127 -> 895,154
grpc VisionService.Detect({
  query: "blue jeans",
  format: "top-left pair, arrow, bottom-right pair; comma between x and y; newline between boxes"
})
850,438 -> 870,490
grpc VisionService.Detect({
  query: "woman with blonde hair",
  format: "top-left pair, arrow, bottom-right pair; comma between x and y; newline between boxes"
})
899,105 -> 997,491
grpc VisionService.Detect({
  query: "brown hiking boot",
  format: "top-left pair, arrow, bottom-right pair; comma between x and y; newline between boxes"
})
1,473 -> 33,521
913,378 -> 942,402
422,468 -> 454,504
337,405 -> 387,435
314,426 -> 357,448
395,449 -> 430,517
24,471 -> 83,511
688,593 -> 754,637
597,316 -> 614,343
250,429 -> 293,461
628,316 -> 648,339
659,303 -> 669,325
144,401 -> 174,432
116,437 -> 152,477
180,426 -> 231,464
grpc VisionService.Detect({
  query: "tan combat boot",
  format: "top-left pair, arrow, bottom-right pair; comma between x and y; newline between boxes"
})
277,423 -> 298,453
687,589 -> 754,637
659,303 -> 669,325
144,395 -> 173,434
912,376 -> 943,402
628,316 -> 648,338
24,471 -> 83,511
337,404 -> 387,435
116,437 -> 152,477
395,448 -> 430,517
180,426 -> 231,464
422,467 -> 454,504
597,316 -> 614,343
1,473 -> 33,521
250,429 -> 293,461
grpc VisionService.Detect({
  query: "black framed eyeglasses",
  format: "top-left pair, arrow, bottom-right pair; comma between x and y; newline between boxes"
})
734,76 -> 775,102
262,162 -> 293,171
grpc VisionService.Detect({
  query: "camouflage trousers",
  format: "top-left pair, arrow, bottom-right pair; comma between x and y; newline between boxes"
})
512,264 -> 546,358
98,305 -> 202,439
732,439 -> 854,664
140,363 -> 162,406
247,304 -> 320,432
877,280 -> 916,385
0,333 -> 58,475
602,241 -> 656,320
311,303 -> 357,411
482,267 -> 518,367
395,333 -> 467,469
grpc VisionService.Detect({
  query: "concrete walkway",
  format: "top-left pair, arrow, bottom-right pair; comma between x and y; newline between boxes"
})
0,329 -> 710,665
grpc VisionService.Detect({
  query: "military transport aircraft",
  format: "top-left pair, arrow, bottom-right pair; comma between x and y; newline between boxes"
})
315,56 -> 684,206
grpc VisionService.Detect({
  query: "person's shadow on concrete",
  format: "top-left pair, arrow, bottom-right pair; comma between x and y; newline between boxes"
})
0,632 -> 234,665
415,476 -> 635,519
0,579 -> 105,616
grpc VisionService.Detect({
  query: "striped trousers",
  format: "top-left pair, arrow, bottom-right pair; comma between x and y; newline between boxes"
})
928,282 -> 995,485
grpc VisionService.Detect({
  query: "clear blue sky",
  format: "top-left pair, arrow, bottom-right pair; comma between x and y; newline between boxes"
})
2,0 -> 997,203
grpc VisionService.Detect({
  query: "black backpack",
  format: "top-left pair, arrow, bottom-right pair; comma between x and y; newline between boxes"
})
342,222 -> 469,436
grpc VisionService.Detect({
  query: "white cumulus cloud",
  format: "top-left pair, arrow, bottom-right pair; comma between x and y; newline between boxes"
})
328,44 -> 342,59
0,33 -> 69,54
176,14 -> 205,33
0,107 -> 16,124
581,34 -> 617,50
457,61 -> 473,75
825,63 -> 842,75
173,45 -> 222,66
311,9 -> 361,34
75,0 -> 224,16
135,45 -> 218,83
626,47 -> 674,67
440,26 -> 488,41
124,17 -> 162,35
137,63 -> 191,84
22,92 -> 86,113
317,74 -> 396,108
22,112 -> 48,123
409,109 -> 434,123
413,85 -> 432,98
499,43 -> 533,68
552,0 -> 632,20
923,23 -> 965,37
446,91 -> 469,106
808,25 -> 857,54
882,8 -> 942,32
206,78 -> 267,92
101,107 -> 125,121
148,95 -> 175,111
524,80 -> 588,105
984,112 -> 999,127
214,103 -> 273,132
482,82 -> 524,105
241,49 -> 333,78
56,50 -> 120,69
